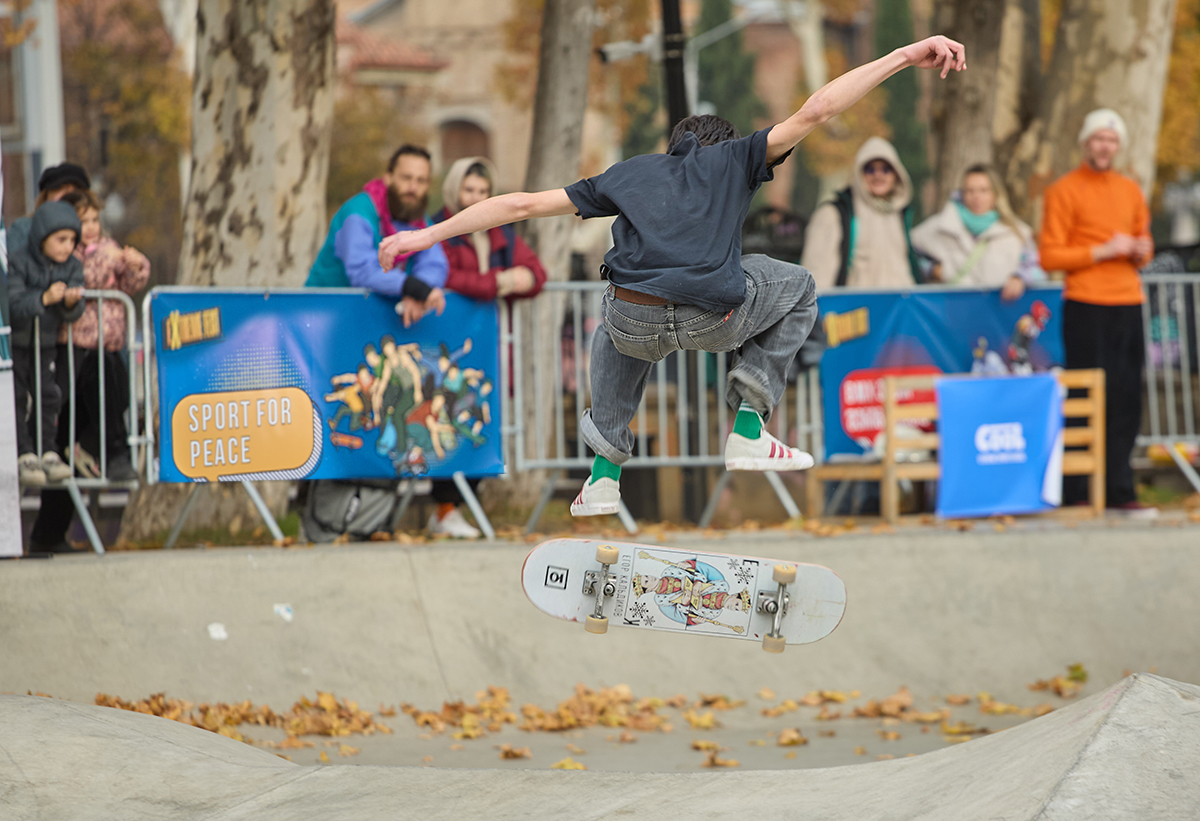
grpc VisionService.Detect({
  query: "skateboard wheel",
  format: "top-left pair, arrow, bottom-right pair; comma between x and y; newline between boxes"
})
762,634 -> 786,653
595,545 -> 620,565
772,563 -> 797,585
585,615 -> 609,634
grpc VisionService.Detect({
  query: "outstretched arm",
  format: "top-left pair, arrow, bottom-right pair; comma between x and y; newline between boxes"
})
378,189 -> 575,268
766,35 -> 965,165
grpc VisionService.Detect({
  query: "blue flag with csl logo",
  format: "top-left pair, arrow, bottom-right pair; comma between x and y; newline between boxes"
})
936,373 -> 1063,518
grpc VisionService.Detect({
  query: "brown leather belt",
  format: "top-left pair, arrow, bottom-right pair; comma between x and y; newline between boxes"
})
612,286 -> 670,306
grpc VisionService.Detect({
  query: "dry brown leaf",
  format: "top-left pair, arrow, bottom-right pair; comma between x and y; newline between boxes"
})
337,744 -> 359,757
876,730 -> 901,741
566,743 -> 586,755
551,757 -> 587,770
319,751 -> 330,763
761,699 -> 799,718
695,693 -> 745,710
497,743 -> 532,760
618,731 -> 637,743
818,729 -> 836,738
945,694 -> 971,706
691,739 -> 721,751
816,705 -> 842,721
422,755 -> 433,763
756,687 -> 776,701
777,728 -> 808,747
853,746 -> 867,756
378,704 -> 397,717
877,753 -> 895,760
1033,704 -> 1054,717
783,751 -> 798,759
702,749 -> 740,768
450,744 -> 465,751
682,709 -> 718,730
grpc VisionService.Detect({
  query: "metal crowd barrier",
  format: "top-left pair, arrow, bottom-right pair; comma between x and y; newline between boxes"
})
1140,273 -> 1200,493
501,281 -> 822,533
25,289 -> 147,554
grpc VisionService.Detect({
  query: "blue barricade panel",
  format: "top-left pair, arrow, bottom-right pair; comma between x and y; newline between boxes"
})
151,289 -> 503,482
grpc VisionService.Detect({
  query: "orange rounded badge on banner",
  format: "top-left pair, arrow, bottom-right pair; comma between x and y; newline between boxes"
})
171,387 -> 316,481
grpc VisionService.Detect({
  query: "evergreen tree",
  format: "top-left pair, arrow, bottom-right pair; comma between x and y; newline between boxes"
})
696,0 -> 766,136
874,0 -> 929,216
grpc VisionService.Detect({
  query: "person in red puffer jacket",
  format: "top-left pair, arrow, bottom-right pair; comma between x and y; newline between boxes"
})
425,157 -> 547,538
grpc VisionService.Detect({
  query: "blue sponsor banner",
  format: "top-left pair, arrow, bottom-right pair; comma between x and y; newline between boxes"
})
936,374 -> 1064,518
817,286 -> 1064,458
151,289 -> 502,483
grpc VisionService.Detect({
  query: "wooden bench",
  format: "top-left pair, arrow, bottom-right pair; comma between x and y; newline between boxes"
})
805,369 -> 1106,522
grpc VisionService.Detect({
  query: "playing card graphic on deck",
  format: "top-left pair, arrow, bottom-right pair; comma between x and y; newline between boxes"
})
624,549 -> 756,636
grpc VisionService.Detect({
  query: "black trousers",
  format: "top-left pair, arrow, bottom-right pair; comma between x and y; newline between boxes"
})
1062,300 -> 1144,507
30,346 -> 132,548
430,478 -> 481,506
11,345 -> 61,456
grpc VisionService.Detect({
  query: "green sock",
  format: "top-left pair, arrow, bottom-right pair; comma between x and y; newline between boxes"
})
733,401 -> 763,439
591,455 -> 621,483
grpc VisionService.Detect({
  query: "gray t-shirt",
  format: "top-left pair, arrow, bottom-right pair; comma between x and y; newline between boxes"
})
565,128 -> 786,311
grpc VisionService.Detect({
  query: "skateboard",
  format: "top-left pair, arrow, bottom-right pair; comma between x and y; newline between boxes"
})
521,538 -> 846,653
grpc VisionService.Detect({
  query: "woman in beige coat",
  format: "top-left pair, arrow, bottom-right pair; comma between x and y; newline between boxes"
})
910,164 -> 1041,301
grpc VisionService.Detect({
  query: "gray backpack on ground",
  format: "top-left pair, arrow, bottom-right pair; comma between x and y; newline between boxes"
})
301,480 -> 400,543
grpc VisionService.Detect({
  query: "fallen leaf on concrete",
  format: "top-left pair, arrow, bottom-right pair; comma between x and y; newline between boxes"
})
696,693 -> 745,710
777,728 -> 808,747
338,744 -> 359,757
945,694 -> 971,706
876,730 -> 901,741
816,705 -> 842,721
784,751 -> 797,759
691,740 -> 720,751
853,746 -> 867,756
551,757 -> 587,770
319,751 -> 330,763
422,755 -> 433,764
877,753 -> 895,760
566,743 -> 586,755
497,744 -> 532,760
1034,704 -> 1054,717
756,687 -> 776,701
683,709 -> 718,730
618,731 -> 637,743
818,730 -> 836,738
941,720 -> 987,736
450,744 -> 465,752
762,698 -> 799,718
378,704 -> 397,717
702,749 -> 740,768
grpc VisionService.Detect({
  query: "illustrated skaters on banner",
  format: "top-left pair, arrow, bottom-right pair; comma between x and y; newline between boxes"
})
372,336 -> 423,457
632,551 -> 753,634
1007,301 -> 1051,374
325,364 -> 376,432
378,35 -> 967,516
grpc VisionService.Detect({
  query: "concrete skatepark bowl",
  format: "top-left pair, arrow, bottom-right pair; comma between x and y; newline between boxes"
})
2,522 -> 1199,819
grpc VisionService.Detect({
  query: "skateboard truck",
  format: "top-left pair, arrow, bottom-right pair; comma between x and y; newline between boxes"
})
758,564 -> 797,653
583,545 -> 621,634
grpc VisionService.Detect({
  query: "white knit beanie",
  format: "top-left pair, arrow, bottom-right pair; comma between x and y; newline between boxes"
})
1078,108 -> 1127,147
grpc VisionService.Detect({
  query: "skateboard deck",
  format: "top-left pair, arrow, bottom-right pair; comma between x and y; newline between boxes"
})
522,538 -> 846,651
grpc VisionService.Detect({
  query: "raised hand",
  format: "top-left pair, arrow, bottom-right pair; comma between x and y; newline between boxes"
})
901,35 -> 966,78
378,229 -> 434,270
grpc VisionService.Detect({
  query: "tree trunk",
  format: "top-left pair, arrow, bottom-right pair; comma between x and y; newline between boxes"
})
505,0 -> 595,506
991,0 -> 1041,181
120,0 -> 336,544
1004,0 -> 1177,221
929,0 -> 1007,204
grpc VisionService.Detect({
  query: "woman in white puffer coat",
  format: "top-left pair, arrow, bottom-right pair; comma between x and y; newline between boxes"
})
911,164 -> 1043,301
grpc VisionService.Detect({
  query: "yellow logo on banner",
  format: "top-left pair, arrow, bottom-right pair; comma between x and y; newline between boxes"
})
823,308 -> 870,348
171,387 -> 315,481
165,308 -> 222,351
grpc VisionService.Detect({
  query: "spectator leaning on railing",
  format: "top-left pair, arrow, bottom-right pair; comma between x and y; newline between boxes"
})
426,155 -> 548,538
1039,108 -> 1155,517
6,163 -> 91,261
24,191 -> 150,555
7,201 -> 85,490
801,137 -> 921,290
911,164 -> 1042,300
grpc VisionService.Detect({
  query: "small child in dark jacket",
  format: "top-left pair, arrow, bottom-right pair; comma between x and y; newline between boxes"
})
8,200 -> 85,486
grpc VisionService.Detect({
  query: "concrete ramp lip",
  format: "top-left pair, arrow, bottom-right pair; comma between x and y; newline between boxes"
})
3,673 -> 1199,820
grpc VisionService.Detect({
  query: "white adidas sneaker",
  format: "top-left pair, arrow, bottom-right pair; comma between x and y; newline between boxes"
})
725,425 -> 815,472
570,475 -> 621,517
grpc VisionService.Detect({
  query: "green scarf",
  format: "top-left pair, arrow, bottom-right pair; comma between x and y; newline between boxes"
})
955,200 -> 999,237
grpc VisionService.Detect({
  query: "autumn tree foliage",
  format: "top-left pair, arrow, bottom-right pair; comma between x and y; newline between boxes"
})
59,0 -> 191,286
1156,0 -> 1200,202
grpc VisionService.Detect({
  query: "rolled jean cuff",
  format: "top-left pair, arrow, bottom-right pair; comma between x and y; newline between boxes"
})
580,409 -> 631,465
727,364 -> 774,421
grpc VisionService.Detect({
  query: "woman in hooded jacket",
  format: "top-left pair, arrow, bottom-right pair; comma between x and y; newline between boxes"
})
911,164 -> 1043,301
423,157 -> 547,539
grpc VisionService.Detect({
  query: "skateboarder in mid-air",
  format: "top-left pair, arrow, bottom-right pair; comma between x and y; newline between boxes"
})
380,35 -> 966,517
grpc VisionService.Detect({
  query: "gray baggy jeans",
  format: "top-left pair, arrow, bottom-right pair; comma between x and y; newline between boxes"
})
581,254 -> 818,465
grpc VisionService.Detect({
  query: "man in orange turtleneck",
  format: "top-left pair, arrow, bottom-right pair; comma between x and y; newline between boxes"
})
1039,108 -> 1156,517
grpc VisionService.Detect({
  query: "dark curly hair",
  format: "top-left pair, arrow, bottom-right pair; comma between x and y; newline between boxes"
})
667,114 -> 740,152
